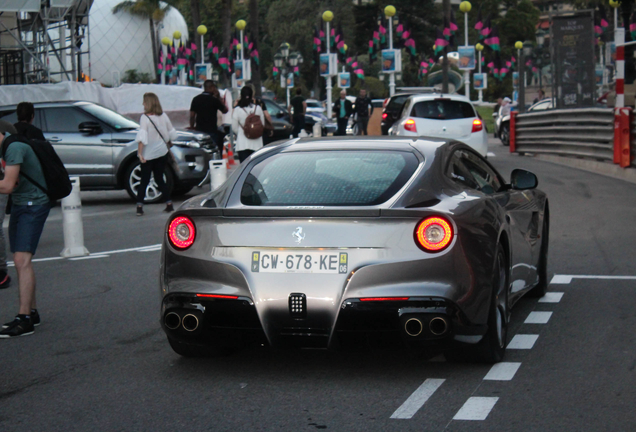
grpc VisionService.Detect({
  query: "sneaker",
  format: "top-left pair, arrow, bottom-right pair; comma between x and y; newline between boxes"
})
0,272 -> 10,290
2,310 -> 39,329
164,203 -> 174,213
136,205 -> 144,216
0,316 -> 34,338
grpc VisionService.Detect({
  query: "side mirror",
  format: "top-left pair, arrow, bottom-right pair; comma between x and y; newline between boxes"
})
510,169 -> 538,190
79,121 -> 102,135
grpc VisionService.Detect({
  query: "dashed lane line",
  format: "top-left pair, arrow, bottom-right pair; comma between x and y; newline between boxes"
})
453,397 -> 499,421
524,311 -> 553,324
483,362 -> 522,381
539,292 -> 564,303
7,244 -> 162,267
390,379 -> 445,420
551,274 -> 636,284
507,334 -> 539,349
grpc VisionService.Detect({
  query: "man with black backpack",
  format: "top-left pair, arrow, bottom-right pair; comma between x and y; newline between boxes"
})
0,120 -> 51,338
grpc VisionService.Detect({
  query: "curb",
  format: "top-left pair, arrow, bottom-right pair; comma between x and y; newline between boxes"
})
532,154 -> 636,185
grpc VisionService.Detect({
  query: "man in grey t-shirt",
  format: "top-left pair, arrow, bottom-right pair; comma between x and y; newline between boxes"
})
0,120 -> 50,338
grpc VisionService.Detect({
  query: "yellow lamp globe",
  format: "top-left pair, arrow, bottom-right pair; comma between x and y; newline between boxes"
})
197,25 -> 207,36
515,41 -> 523,50
173,30 -> 181,40
161,37 -> 171,46
237,43 -> 242,51
344,44 -> 348,51
460,1 -> 472,13
476,43 -> 484,51
609,0 -> 621,8
384,5 -> 396,17
236,19 -> 246,30
322,10 -> 333,22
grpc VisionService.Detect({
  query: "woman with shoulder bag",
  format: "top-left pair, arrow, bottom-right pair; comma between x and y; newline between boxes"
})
135,92 -> 177,216
232,86 -> 265,163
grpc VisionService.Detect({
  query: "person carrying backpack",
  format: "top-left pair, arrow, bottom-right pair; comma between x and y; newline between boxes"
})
0,120 -> 51,338
232,86 -> 265,163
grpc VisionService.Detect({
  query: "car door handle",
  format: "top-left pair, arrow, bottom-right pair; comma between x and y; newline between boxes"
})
48,137 -> 62,142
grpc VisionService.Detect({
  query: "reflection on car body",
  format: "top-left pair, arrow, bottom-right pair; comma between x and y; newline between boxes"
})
160,137 -> 550,363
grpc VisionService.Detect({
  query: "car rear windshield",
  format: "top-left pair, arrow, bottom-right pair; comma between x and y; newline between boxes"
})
411,99 -> 476,120
386,95 -> 411,113
241,151 -> 419,206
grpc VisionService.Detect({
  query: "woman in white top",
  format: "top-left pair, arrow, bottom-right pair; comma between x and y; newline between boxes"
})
135,92 -> 178,216
232,86 -> 265,163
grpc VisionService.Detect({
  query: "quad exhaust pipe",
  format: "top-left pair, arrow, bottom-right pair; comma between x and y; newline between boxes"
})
164,312 -> 200,332
403,316 -> 449,337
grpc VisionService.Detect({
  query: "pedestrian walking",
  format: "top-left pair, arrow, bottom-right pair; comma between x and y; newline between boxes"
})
0,120 -> 49,338
13,102 -> 45,141
232,86 -> 265,163
135,93 -> 177,216
333,90 -> 353,136
289,88 -> 307,138
354,89 -> 373,135
189,80 -> 228,155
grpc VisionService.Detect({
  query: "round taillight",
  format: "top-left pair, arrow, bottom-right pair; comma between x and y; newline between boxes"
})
415,217 -> 453,252
168,216 -> 196,250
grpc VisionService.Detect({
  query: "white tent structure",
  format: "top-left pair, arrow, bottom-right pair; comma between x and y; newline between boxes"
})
0,0 -> 188,86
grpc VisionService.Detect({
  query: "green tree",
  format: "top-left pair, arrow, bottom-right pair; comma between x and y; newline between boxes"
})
112,0 -> 173,80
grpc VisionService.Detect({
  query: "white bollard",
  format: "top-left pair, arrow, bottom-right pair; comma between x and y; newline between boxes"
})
312,120 -> 322,137
210,160 -> 227,191
60,176 -> 89,258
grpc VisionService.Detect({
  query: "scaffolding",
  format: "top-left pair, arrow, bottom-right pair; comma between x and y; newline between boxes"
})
0,0 -> 93,85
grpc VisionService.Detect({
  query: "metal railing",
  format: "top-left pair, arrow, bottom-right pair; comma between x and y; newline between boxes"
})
514,108 -> 615,161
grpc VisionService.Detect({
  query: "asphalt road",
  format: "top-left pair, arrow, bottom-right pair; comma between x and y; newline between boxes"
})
1,139 -> 635,431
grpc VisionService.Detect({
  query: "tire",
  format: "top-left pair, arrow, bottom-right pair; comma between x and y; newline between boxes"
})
168,337 -> 231,358
500,123 -> 510,146
124,160 -> 174,204
472,245 -> 509,363
528,205 -> 550,298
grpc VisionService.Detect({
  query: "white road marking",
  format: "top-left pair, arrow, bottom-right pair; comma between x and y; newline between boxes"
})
7,244 -> 162,267
507,334 -> 539,349
487,152 -> 496,157
551,274 -> 636,284
390,378 -> 445,419
483,362 -> 522,381
68,255 -> 110,261
453,397 -> 499,421
538,292 -> 564,303
524,311 -> 553,324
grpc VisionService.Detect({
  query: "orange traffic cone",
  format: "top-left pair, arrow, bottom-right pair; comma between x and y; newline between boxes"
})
227,143 -> 236,166
222,144 -> 230,169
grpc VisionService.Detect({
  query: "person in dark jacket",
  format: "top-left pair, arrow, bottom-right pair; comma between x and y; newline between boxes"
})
13,102 -> 45,141
333,90 -> 353,136
354,89 -> 373,135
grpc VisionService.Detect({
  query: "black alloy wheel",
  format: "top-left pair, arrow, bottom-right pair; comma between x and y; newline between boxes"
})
125,160 -> 174,204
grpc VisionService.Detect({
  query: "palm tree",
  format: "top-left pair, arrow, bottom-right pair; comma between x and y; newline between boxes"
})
112,0 -> 172,80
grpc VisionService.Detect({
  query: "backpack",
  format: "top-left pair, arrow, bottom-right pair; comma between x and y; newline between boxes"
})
1,134 -> 72,202
240,106 -> 264,139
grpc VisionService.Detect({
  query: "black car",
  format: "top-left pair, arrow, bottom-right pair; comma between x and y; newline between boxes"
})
381,93 -> 417,135
261,98 -> 317,143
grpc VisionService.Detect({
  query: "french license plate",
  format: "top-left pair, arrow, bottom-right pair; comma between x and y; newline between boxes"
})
251,251 -> 348,274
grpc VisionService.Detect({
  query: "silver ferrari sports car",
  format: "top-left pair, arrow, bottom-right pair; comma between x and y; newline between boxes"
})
160,137 -> 549,362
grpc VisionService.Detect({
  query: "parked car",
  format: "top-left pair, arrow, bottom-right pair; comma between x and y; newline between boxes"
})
389,94 -> 488,156
381,89 -> 439,135
305,99 -> 326,114
0,101 -> 213,203
527,98 -> 553,112
262,97 -> 336,139
161,136 -> 549,362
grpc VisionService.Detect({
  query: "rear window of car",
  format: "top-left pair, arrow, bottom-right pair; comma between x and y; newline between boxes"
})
411,99 -> 476,120
240,151 -> 419,206
386,95 -> 411,113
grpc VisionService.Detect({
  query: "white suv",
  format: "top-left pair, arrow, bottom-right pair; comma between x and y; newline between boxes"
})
389,94 -> 488,156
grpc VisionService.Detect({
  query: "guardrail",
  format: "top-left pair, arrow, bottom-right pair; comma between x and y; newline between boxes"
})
512,108 -> 615,161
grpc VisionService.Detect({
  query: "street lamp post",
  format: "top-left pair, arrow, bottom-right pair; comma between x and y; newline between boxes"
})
274,44 -> 303,108
476,42 -> 484,102
197,25 -> 207,64
460,1 -> 472,99
160,36 -> 171,85
323,10 -> 334,118
385,5 -> 397,96
515,41 -> 524,112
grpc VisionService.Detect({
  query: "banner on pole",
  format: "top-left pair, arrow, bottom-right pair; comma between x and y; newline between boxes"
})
458,46 -> 476,70
194,63 -> 211,85
339,72 -> 351,88
320,53 -> 338,76
381,49 -> 402,73
473,73 -> 487,90
286,72 -> 294,89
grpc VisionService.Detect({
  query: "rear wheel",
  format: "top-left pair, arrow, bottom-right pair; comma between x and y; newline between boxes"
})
528,206 -> 550,297
125,161 -> 174,204
500,123 -> 510,146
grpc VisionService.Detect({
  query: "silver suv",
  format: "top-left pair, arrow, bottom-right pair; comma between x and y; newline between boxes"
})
0,101 -> 214,203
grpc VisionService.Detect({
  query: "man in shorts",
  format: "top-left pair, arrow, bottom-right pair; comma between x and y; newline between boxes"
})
0,120 -> 50,338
